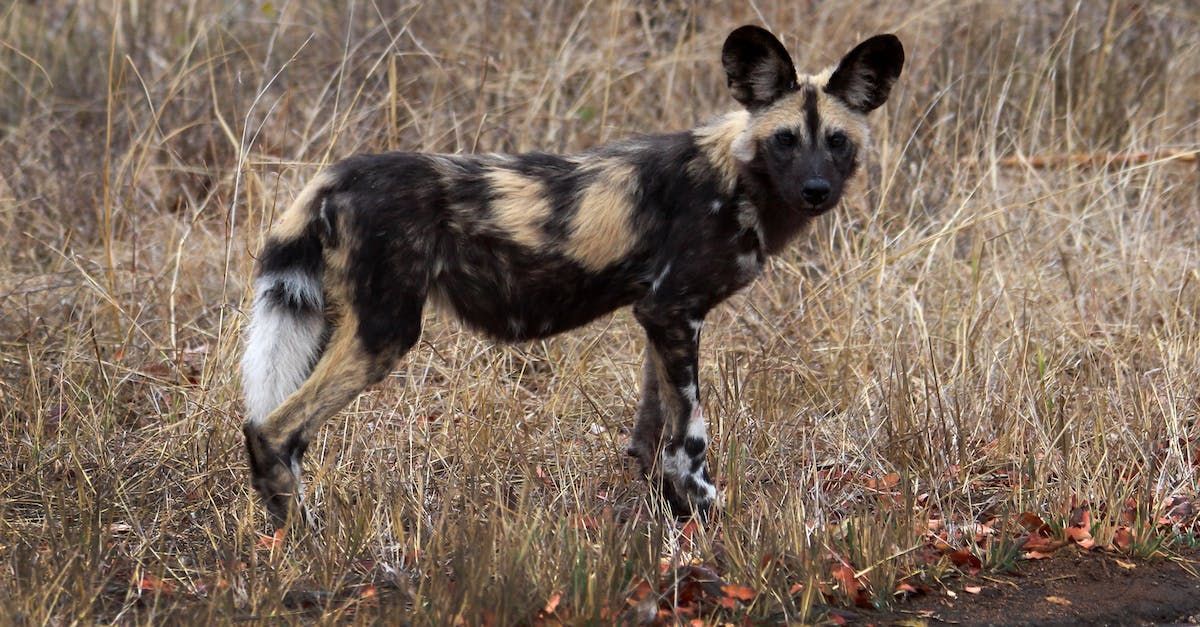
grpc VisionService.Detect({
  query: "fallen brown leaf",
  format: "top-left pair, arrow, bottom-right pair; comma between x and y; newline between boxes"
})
830,563 -> 872,607
255,528 -> 286,551
1023,535 -> 1067,553
947,549 -> 982,573
721,583 -> 756,602
543,591 -> 562,615
964,585 -> 982,594
625,578 -> 653,606
1045,596 -> 1072,606
1113,527 -> 1133,551
1018,512 -> 1052,536
138,574 -> 176,595
1115,559 -> 1136,570
866,472 -> 901,491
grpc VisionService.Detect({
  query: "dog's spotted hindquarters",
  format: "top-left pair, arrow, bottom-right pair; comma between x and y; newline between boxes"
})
241,25 -> 904,527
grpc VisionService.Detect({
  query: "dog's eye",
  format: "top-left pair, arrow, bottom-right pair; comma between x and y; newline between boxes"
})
773,130 -> 797,148
828,132 -> 848,149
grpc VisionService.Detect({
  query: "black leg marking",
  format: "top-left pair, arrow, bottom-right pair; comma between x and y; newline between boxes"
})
633,305 -> 716,519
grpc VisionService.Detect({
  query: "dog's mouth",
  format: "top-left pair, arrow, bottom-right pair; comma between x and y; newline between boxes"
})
796,200 -> 837,216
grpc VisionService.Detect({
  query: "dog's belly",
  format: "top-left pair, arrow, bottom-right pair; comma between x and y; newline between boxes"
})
432,253 -> 647,342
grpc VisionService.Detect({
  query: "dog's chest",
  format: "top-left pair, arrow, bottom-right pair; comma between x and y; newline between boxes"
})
680,199 -> 767,305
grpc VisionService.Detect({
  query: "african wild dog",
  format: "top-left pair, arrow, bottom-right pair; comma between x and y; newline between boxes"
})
242,26 -> 904,527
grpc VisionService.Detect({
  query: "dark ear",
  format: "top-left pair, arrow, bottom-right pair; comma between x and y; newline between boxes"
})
824,34 -> 904,113
721,25 -> 797,111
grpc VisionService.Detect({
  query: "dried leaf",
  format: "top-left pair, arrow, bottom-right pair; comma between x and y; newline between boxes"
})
1115,559 -> 1136,570
721,584 -> 756,602
572,515 -> 599,531
964,585 -> 982,594
1023,551 -> 1054,560
1075,499 -> 1094,523
831,564 -> 859,596
1066,523 -> 1095,550
1023,535 -> 1067,553
1113,527 -> 1133,551
625,578 -> 653,605
138,574 -> 176,595
543,591 -> 562,615
970,522 -> 996,542
256,528 -> 286,551
1018,512 -> 1051,535
867,472 -> 901,490
948,549 -> 982,573
1121,499 -> 1139,525
1045,596 -> 1072,606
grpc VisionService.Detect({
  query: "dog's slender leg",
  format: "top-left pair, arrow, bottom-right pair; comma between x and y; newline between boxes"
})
634,305 -> 715,519
627,347 -> 665,475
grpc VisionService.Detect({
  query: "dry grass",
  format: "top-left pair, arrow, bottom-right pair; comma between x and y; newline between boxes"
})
1,0 -> 1199,623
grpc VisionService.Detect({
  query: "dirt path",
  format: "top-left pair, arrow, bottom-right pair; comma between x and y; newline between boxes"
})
860,549 -> 1200,626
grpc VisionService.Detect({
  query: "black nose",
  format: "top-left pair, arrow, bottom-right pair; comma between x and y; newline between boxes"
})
800,178 -> 831,205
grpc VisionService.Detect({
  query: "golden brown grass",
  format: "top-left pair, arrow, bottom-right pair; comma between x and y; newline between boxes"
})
1,0 -> 1198,623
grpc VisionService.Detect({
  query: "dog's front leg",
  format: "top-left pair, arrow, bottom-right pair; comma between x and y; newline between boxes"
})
634,304 -> 715,519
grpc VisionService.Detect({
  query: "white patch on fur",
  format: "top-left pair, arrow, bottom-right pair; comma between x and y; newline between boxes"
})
660,394 -> 717,505
737,252 -> 763,280
662,443 -> 717,503
709,199 -> 723,214
736,199 -> 761,232
662,446 -> 691,479
731,130 -> 755,163
681,383 -> 698,405
242,272 -> 325,425
651,262 -> 673,293
686,409 -> 706,439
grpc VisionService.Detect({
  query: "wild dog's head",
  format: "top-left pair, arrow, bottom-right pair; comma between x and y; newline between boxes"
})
722,26 -> 903,216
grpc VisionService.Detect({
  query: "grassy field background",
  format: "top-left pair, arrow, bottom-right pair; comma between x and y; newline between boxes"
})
1,0 -> 1198,623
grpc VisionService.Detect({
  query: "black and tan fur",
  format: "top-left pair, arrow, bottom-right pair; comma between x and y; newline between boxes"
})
242,26 -> 904,526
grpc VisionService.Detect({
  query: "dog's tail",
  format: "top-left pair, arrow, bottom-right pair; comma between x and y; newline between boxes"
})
241,170 -> 339,426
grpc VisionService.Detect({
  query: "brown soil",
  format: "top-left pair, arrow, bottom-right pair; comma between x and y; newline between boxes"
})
859,549 -> 1200,626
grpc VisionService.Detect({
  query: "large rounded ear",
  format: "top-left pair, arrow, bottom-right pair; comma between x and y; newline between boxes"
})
824,34 -> 904,113
721,25 -> 798,111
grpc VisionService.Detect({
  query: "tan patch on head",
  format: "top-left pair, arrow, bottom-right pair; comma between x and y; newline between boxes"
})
748,91 -> 810,143
272,169 -> 337,240
691,111 -> 749,194
813,82 -> 870,147
563,160 -> 638,271
744,76 -> 871,150
485,169 -> 553,250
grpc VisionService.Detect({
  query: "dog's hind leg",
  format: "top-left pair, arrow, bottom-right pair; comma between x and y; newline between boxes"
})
244,303 -> 423,528
627,348 -> 665,475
